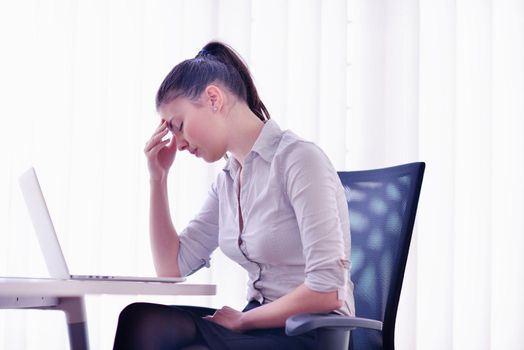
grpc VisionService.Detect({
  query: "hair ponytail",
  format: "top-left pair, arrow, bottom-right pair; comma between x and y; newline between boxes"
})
201,42 -> 270,121
156,41 -> 270,122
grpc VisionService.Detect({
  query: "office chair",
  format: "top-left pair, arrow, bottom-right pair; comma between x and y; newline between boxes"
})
286,162 -> 425,350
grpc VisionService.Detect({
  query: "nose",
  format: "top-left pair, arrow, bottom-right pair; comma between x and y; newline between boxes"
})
176,135 -> 189,151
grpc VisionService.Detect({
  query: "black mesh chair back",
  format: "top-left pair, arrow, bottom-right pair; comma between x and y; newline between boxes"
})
338,162 -> 425,350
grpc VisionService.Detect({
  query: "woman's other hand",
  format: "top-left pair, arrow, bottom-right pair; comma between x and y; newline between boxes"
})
203,306 -> 246,333
144,121 -> 177,181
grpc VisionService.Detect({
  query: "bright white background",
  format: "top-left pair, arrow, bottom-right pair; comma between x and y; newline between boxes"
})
0,0 -> 523,349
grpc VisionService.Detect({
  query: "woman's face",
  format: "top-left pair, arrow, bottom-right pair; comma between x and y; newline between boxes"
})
159,92 -> 228,163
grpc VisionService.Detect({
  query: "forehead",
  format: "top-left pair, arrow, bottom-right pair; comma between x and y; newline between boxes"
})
159,96 -> 202,120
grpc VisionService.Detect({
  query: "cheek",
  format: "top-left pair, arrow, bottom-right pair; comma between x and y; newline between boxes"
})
183,121 -> 204,143
186,121 -> 214,144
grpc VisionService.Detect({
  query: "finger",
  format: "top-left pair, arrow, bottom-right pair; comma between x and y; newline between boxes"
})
145,139 -> 170,156
147,121 -> 167,142
203,315 -> 218,323
168,134 -> 177,150
148,138 -> 170,154
154,127 -> 170,141
144,128 -> 169,153
153,120 -> 167,134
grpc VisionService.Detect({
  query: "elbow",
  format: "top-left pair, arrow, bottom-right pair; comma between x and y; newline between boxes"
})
157,270 -> 183,278
155,264 -> 182,278
305,284 -> 344,312
321,293 -> 343,312
317,292 -> 343,313
331,298 -> 343,311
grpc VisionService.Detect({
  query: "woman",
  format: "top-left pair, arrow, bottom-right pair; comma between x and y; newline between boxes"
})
113,41 -> 355,350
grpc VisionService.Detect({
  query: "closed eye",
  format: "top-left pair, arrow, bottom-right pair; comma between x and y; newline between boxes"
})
166,120 -> 182,134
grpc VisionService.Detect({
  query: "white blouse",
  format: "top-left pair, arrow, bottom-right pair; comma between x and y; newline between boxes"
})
177,119 -> 355,316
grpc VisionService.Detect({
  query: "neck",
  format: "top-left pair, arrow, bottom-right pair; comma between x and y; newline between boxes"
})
225,101 -> 265,166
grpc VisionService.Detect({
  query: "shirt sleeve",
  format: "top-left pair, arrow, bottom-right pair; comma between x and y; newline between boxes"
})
177,181 -> 220,276
283,141 -> 349,299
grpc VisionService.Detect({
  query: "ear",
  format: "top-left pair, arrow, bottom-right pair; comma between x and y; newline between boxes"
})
204,85 -> 224,113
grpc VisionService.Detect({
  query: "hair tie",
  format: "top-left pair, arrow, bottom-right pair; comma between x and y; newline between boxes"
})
196,49 -> 210,58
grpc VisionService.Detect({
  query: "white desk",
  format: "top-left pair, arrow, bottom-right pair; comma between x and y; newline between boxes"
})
0,277 -> 216,350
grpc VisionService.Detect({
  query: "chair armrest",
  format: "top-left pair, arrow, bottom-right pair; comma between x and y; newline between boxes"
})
285,313 -> 383,336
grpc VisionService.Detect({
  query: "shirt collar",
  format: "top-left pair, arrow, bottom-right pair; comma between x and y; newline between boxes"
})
222,119 -> 282,173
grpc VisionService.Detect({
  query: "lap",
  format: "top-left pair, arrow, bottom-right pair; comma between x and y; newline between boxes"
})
168,302 -> 318,350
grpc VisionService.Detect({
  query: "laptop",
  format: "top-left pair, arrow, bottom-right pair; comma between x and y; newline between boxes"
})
18,167 -> 185,283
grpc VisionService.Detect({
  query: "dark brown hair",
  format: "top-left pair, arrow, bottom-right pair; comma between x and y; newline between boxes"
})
156,41 -> 270,122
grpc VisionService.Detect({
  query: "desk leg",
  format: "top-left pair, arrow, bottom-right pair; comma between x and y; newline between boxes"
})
57,297 -> 89,350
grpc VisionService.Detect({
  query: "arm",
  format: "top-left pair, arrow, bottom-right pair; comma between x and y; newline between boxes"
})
145,121 -> 219,277
144,120 -> 181,277
149,169 -> 220,278
242,284 -> 342,330
206,284 -> 342,332
149,177 -> 181,277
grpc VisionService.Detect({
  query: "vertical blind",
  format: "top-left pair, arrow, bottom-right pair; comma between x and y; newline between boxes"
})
0,0 -> 523,349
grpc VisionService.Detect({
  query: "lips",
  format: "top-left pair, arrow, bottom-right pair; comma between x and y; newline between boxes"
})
189,148 -> 199,157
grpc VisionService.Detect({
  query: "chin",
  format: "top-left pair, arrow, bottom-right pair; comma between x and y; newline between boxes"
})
204,152 -> 227,163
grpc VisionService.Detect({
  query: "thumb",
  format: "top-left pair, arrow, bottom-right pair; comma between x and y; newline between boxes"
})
168,135 -> 178,151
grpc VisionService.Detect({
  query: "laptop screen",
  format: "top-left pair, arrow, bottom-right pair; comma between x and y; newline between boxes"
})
18,167 -> 71,279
